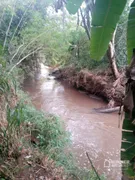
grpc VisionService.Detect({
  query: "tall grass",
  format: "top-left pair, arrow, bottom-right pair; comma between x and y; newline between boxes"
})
13,100 -> 105,179
0,96 -> 105,179
0,69 -> 105,179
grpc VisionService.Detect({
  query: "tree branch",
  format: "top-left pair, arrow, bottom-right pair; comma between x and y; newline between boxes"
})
8,46 -> 42,74
9,42 -> 24,64
0,8 -> 5,28
3,1 -> 16,51
86,152 -> 101,180
80,7 -> 90,40
107,31 -> 120,79
9,2 -> 33,44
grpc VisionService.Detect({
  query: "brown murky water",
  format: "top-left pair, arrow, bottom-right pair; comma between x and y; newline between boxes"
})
23,65 -> 122,180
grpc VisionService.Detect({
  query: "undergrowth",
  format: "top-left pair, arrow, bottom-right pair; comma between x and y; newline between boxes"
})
0,73 -> 105,179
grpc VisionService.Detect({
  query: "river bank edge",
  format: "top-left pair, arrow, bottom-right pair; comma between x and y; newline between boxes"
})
0,67 -> 105,180
51,66 -> 125,108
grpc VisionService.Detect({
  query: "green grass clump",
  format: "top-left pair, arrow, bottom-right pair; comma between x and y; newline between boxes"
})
20,104 -> 70,159
0,86 -> 105,179
15,101 -> 105,179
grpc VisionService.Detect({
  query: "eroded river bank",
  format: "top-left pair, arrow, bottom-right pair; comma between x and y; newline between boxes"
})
23,65 -> 122,180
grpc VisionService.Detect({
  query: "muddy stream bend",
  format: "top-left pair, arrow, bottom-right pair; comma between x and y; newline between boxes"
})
23,65 -> 122,180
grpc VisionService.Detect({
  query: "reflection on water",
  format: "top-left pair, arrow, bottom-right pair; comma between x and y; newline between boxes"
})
23,65 -> 122,180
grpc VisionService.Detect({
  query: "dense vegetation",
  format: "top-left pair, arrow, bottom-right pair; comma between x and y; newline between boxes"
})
0,0 -> 135,179
0,0 -> 105,179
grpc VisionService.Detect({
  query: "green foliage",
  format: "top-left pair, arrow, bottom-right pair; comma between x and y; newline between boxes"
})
4,99 -> 104,179
0,0 -> 115,179
0,67 -> 23,99
0,103 -> 25,159
68,28 -> 109,70
20,14 -> 68,66
0,69 -> 10,95
115,22 -> 127,68
127,0 -> 135,63
0,68 -> 25,165
22,104 -> 69,151
90,0 -> 127,60
115,3 -> 130,68
0,0 -> 50,68
0,0 -> 107,72
121,112 -> 135,177
0,77 -> 10,95
7,103 -> 25,128
19,104 -> 73,170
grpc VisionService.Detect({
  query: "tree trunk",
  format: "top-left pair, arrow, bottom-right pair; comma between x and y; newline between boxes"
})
107,42 -> 120,80
107,31 -> 122,107
107,42 -> 121,107
80,7 -> 90,40
107,30 -> 120,79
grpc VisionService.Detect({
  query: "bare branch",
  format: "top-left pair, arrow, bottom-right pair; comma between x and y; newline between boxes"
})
8,46 -> 42,74
9,2 -> 33,44
80,7 -> 90,40
9,42 -> 24,64
16,28 -> 52,62
86,152 -> 101,180
3,1 -> 16,51
0,8 -> 5,28
107,31 -> 120,80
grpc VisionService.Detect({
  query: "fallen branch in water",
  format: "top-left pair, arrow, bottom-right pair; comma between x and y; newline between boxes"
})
93,106 -> 123,113
86,152 -> 101,180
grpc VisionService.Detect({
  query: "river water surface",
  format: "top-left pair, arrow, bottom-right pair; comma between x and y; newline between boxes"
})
23,65 -> 122,180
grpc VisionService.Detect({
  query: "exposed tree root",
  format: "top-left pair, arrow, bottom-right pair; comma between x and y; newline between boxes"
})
52,66 -> 125,107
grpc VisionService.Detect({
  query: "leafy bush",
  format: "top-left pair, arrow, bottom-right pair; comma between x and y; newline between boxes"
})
21,104 -> 70,154
16,101 -> 105,179
67,29 -> 109,70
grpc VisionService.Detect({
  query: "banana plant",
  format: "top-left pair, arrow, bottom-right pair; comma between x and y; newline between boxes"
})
90,0 -> 135,177
65,0 -> 135,177
121,0 -> 135,177
90,0 -> 127,60
127,0 -> 135,63
54,0 -> 84,14
66,0 -> 84,14
89,0 -> 135,176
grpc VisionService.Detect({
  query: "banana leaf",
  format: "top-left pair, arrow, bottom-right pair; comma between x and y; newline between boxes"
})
90,0 -> 127,60
127,0 -> 135,63
121,112 -> 135,176
66,0 -> 84,14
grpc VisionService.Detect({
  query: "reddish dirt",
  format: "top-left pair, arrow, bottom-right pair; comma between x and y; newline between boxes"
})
15,153 -> 66,180
0,145 -> 67,180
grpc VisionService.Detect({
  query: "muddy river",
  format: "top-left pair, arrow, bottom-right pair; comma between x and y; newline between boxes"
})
23,65 -> 122,180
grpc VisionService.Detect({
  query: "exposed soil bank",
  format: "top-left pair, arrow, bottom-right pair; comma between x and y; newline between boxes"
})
0,94 -> 66,180
51,67 -> 125,107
